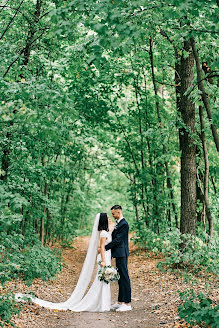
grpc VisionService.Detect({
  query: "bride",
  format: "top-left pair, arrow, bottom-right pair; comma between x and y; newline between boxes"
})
15,213 -> 113,312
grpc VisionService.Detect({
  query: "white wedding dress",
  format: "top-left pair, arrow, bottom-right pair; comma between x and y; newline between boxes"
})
15,214 -> 112,312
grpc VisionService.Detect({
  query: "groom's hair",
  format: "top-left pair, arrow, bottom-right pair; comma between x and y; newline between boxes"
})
111,205 -> 122,210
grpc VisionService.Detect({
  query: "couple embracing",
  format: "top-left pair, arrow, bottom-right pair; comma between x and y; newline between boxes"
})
16,205 -> 132,312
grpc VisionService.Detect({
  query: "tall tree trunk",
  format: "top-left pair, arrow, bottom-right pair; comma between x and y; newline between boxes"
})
179,39 -> 196,235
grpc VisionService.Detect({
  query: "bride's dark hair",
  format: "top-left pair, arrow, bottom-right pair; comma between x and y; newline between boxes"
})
98,213 -> 109,232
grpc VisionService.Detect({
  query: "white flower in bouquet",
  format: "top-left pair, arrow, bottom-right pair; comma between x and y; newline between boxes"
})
97,262 -> 120,284
105,268 -> 112,275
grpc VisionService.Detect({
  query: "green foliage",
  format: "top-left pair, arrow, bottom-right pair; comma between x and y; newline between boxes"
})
18,244 -> 62,284
0,292 -> 21,327
178,289 -> 219,328
0,0 -> 218,325
0,227 -> 62,326
132,221 -> 219,274
0,231 -> 62,286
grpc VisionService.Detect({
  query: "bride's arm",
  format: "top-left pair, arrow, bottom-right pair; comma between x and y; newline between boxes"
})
100,236 -> 107,267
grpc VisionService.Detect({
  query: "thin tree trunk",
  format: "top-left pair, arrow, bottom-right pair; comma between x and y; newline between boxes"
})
210,174 -> 217,195
149,36 -> 178,228
191,38 -> 219,152
3,0 -> 45,78
196,147 -> 204,223
40,157 -> 47,245
35,218 -> 38,234
196,178 -> 204,222
198,105 -> 213,237
142,68 -> 158,228
0,132 -> 10,181
45,207 -> 51,243
112,107 -> 140,176
146,139 -> 159,231
131,176 -> 140,222
179,39 -> 196,235
23,0 -> 43,66
175,45 -> 183,230
112,102 -> 148,225
133,71 -> 148,223
165,160 -> 179,228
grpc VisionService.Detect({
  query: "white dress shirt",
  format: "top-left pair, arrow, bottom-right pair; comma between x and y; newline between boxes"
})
116,217 -> 124,224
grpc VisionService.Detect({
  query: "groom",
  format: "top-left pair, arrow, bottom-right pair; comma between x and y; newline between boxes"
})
105,205 -> 132,311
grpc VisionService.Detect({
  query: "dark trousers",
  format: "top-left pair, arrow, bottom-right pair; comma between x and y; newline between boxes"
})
116,256 -> 131,303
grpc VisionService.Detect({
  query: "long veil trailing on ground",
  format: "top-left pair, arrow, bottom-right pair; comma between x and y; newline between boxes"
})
15,213 -> 100,310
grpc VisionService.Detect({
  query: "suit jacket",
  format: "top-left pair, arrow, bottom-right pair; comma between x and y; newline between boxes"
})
105,218 -> 129,258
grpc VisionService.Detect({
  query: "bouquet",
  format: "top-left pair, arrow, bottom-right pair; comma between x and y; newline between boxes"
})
97,262 -> 120,284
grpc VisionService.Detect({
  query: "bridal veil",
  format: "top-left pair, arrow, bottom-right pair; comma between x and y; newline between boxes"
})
15,213 -> 100,310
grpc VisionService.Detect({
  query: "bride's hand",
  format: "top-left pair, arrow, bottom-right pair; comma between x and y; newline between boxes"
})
100,261 -> 106,267
97,247 -> 101,254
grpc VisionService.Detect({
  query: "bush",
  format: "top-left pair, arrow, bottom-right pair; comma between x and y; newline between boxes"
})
132,221 -> 219,274
0,230 -> 63,326
0,233 -> 63,286
0,292 -> 22,327
178,289 -> 219,328
20,243 -> 63,283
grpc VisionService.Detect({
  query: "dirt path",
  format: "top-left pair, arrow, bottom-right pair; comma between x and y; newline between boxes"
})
6,236 -> 218,328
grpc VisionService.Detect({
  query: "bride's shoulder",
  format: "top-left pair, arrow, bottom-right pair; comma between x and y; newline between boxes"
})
100,230 -> 110,238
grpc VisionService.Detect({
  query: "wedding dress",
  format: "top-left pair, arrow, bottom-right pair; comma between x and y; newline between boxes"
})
15,213 -> 112,312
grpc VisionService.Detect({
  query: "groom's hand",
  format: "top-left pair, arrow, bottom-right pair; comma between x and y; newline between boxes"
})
97,247 -> 101,254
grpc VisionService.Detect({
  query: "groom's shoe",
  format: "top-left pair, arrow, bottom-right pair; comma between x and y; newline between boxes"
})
116,304 -> 132,312
110,302 -> 121,310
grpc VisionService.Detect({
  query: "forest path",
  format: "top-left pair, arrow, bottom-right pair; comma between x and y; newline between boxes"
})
10,236 -> 206,328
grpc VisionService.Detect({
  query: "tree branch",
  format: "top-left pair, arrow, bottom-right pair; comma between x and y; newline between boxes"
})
0,0 -> 25,41
3,27 -> 49,77
0,0 -> 10,14
0,5 -> 32,24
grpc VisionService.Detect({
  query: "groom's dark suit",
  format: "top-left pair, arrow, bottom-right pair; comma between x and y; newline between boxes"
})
105,218 -> 131,303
